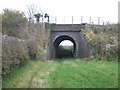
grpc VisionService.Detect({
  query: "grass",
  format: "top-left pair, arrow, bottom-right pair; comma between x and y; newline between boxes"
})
59,45 -> 73,51
2,58 -> 118,88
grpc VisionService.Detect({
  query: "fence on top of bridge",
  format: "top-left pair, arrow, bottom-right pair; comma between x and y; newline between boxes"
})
47,16 -> 116,25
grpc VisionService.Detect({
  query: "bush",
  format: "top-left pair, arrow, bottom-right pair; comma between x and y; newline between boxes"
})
2,9 -> 27,37
2,35 -> 29,75
84,24 -> 118,60
2,9 -> 27,28
37,45 -> 45,60
26,39 -> 38,60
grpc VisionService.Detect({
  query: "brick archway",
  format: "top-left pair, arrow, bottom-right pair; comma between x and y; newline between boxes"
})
46,30 -> 91,59
53,35 -> 76,58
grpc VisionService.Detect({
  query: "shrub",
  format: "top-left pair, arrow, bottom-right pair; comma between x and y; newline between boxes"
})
37,45 -> 45,60
2,9 -> 27,37
2,9 -> 27,28
84,24 -> 118,60
2,35 -> 29,75
25,39 -> 38,60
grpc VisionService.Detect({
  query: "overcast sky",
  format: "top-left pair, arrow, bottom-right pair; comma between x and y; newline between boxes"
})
0,0 -> 119,24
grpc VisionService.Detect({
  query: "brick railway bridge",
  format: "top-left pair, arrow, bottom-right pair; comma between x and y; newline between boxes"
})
46,24 -> 91,59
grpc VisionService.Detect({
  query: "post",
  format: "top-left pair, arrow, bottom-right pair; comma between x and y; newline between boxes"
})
48,16 -> 50,23
103,21 -> 104,26
81,16 -> 83,24
72,16 -> 73,24
55,16 -> 57,24
90,17 -> 91,24
64,16 -> 65,24
98,17 -> 100,25
42,16 -> 44,23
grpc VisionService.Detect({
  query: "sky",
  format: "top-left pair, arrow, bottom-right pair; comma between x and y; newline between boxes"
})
0,0 -> 119,24
60,40 -> 73,46
118,1 -> 120,23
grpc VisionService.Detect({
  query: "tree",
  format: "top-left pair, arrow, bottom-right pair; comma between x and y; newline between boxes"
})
26,3 -> 49,23
2,9 -> 27,28
34,13 -> 43,23
26,4 -> 40,23
2,9 -> 27,36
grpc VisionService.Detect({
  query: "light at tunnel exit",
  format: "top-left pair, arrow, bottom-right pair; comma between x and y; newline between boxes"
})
59,40 -> 73,46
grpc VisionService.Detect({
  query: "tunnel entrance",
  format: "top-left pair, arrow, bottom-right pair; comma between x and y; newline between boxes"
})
46,30 -> 91,59
58,40 -> 74,58
53,35 -> 76,58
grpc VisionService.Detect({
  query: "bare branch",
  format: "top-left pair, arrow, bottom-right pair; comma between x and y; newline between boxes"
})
26,3 -> 40,23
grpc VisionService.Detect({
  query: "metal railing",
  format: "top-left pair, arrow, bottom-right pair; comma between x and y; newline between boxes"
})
48,16 -> 116,25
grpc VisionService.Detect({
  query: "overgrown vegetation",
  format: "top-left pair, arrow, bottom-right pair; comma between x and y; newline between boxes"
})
2,9 -> 47,76
84,24 -> 118,59
59,45 -> 73,51
2,9 -> 27,37
1,8 -> 118,88
2,35 -> 30,75
2,58 -> 118,88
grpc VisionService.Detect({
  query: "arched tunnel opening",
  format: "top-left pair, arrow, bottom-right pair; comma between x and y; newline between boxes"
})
53,35 -> 76,58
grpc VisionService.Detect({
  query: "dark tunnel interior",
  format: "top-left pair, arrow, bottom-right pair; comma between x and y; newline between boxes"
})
53,35 -> 76,58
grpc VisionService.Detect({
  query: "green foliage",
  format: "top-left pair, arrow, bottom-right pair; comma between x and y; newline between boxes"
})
2,9 -> 27,28
1,8 -> 47,77
37,45 -> 45,60
34,13 -> 43,23
25,40 -> 38,60
59,45 -> 73,51
65,46 -> 73,50
2,60 -> 42,88
2,9 -> 27,36
2,58 -> 118,88
2,35 -> 29,76
84,24 -> 118,59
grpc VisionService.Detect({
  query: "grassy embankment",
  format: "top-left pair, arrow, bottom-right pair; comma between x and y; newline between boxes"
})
3,58 -> 118,88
